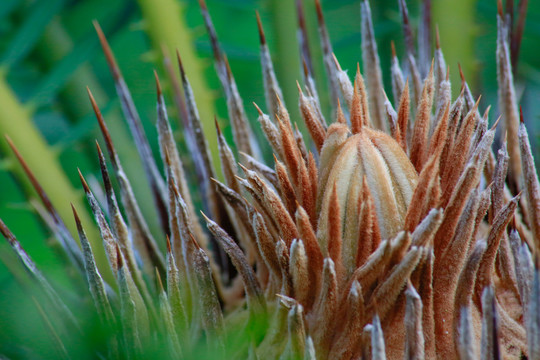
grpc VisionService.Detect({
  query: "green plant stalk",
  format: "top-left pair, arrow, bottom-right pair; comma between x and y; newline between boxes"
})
301,0 -> 330,115
0,73 -> 112,283
433,0 -> 477,97
270,0 -> 301,120
137,0 -> 222,177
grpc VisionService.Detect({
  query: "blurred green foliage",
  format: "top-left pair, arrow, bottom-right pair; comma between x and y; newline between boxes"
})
0,0 -> 539,357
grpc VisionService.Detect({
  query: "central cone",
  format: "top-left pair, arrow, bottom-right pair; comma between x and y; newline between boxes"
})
317,123 -> 418,269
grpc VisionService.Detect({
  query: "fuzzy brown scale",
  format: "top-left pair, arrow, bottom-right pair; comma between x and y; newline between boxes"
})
1,0 -> 539,359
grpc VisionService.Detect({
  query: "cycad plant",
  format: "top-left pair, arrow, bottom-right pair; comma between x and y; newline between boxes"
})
1,0 -> 539,359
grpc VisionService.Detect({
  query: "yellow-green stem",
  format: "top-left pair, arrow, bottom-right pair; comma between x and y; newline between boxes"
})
270,0 -> 301,120
433,0 -> 477,97
0,73 -> 112,283
136,0 -> 222,178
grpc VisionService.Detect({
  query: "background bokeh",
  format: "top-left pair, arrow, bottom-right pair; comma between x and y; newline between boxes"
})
0,0 -> 538,357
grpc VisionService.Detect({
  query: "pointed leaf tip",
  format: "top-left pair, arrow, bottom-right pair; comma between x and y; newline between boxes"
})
458,62 -> 466,83
253,102 -> 263,116
331,53 -> 341,71
223,54 -> 233,81
497,0 -> 504,17
214,116 -> 222,136
154,70 -> 162,99
88,92 -> 116,162
93,20 -> 121,81
200,210 -> 211,224
302,57 -> 309,78
198,0 -> 207,11
87,87 -> 99,114
491,116 -> 502,131
255,11 -> 266,45
5,136 -> 58,217
315,0 -> 324,25
176,49 -> 186,80
77,168 -> 90,194
189,233 -> 201,250
71,203 -> 81,227
296,80 -> 303,94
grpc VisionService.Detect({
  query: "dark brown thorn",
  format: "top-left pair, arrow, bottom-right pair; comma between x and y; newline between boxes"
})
87,88 -> 116,163
302,57 -> 309,79
497,0 -> 504,17
95,141 -> 113,198
77,168 -> 91,194
295,0 -> 306,32
198,0 -> 207,11
253,102 -> 264,116
315,0 -> 324,25
189,233 -> 201,250
255,11 -> 266,45
435,25 -> 441,49
176,49 -> 187,81
154,70 -> 162,99
71,203 -> 82,231
519,105 -> 524,123
458,63 -> 466,84
223,54 -> 233,82
93,20 -> 121,81
166,235 -> 172,254
95,140 -> 103,159
4,136 -> 55,216
446,66 -> 450,81
391,40 -> 397,58
214,116 -> 222,136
